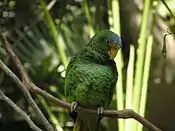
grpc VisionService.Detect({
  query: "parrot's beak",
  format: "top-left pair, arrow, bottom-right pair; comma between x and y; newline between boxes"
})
108,43 -> 121,60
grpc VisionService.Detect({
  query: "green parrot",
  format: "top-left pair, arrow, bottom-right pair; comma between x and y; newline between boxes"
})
64,30 -> 122,131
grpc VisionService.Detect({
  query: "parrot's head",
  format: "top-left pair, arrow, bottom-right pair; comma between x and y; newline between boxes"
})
88,30 -> 122,60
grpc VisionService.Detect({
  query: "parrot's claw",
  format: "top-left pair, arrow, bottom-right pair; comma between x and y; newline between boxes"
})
97,107 -> 104,117
95,107 -> 104,131
71,102 -> 78,113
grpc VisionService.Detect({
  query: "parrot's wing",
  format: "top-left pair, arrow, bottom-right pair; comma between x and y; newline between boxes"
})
65,58 -> 118,109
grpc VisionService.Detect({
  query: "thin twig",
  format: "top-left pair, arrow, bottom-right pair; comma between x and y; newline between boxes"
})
0,59 -> 55,131
160,0 -> 175,21
0,35 -> 162,131
0,90 -> 42,131
162,31 -> 172,58
0,34 -> 30,82
0,35 -> 55,131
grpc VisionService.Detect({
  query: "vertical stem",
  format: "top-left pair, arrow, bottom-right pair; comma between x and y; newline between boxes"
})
133,0 -> 151,116
111,0 -> 121,34
137,1 -> 158,131
82,0 -> 95,37
40,0 -> 68,67
137,35 -> 153,131
108,0 -> 124,130
38,95 -> 63,131
133,0 -> 152,130
125,45 -> 135,131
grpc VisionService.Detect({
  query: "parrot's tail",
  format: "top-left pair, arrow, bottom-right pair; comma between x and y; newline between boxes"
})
73,117 -> 81,131
72,112 -> 101,131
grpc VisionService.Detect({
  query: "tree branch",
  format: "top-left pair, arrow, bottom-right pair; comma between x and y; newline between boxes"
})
27,84 -> 163,131
0,34 -> 162,131
0,90 -> 42,131
1,34 -> 30,83
0,34 -> 55,131
0,59 -> 55,131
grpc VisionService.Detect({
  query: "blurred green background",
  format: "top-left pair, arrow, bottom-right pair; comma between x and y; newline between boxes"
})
0,0 -> 175,131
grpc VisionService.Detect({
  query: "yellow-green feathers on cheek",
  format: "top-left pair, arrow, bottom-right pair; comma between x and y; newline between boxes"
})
107,44 -> 121,59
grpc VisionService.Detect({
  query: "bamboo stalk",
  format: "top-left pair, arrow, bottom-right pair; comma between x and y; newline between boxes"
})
137,1 -> 158,131
125,45 -> 135,131
133,0 -> 152,130
137,35 -> 153,131
40,0 -> 68,67
108,0 -> 124,130
38,95 -> 64,131
82,0 -> 94,37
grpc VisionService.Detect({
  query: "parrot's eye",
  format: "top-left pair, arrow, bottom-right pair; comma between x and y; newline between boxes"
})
106,40 -> 110,44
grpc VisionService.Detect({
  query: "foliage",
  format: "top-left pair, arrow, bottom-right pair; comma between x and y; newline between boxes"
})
0,0 -> 175,131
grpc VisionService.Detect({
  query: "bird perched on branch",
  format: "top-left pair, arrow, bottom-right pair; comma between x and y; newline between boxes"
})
64,30 -> 122,131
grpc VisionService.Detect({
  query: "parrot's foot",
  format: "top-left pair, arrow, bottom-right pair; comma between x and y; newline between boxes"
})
69,102 -> 78,122
95,107 -> 104,131
97,107 -> 104,117
71,101 -> 78,113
